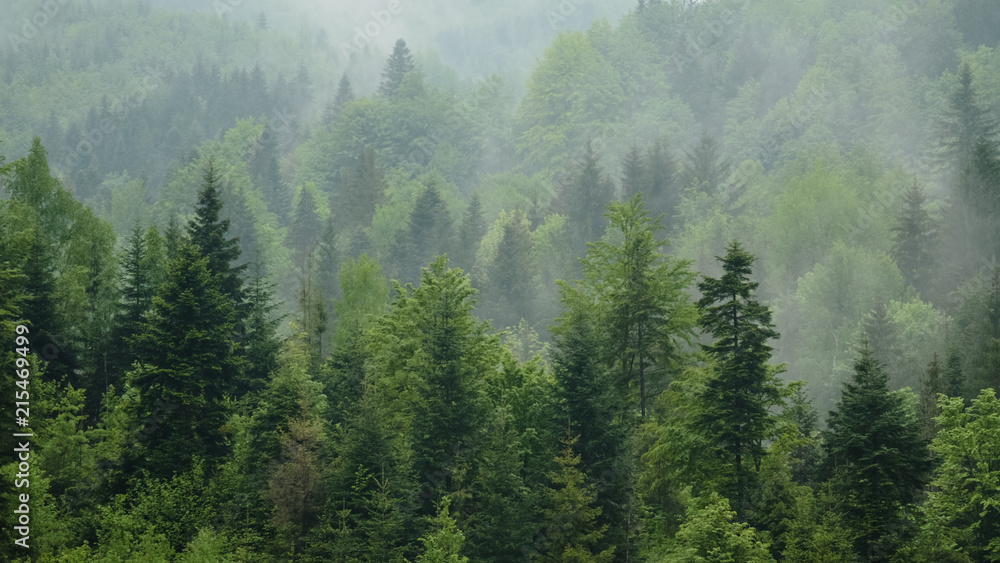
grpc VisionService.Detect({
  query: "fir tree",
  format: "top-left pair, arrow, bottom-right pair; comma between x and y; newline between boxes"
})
551,140 -> 615,248
696,240 -> 784,517
456,192 -> 487,273
822,342 -> 929,559
678,131 -> 731,195
323,73 -> 355,125
620,145 -> 644,201
249,122 -> 292,225
129,242 -> 242,478
535,434 -> 615,563
379,39 -> 416,97
415,498 -> 470,563
114,220 -> 153,375
938,61 -> 997,173
290,185 -> 321,268
187,159 -> 247,317
891,182 -> 937,297
333,147 -> 386,233
918,353 -> 944,440
483,208 -> 534,330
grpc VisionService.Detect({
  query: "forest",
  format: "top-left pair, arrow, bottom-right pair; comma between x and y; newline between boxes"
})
1,0 -> 999,561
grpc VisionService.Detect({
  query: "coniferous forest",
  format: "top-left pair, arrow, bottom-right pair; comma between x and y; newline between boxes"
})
2,0 -> 1000,561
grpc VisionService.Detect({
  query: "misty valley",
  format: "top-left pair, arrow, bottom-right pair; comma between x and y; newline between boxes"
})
1,0 -> 999,561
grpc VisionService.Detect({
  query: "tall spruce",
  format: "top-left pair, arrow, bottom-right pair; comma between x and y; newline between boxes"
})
323,73 -> 355,125
822,342 -> 929,559
679,131 -> 731,195
552,140 -> 615,248
696,240 -> 784,517
249,122 -> 292,226
129,242 -> 242,479
891,182 -> 937,297
379,39 -> 416,97
187,159 -> 247,319
456,192 -> 487,273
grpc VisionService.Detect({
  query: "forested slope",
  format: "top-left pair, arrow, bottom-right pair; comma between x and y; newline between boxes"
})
1,0 -> 1000,561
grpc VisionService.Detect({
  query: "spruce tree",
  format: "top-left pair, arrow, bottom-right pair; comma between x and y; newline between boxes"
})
536,435 -> 615,563
891,182 -> 937,297
822,342 -> 929,559
379,39 -> 416,97
394,181 -> 453,281
129,242 -> 242,478
187,159 -> 247,317
249,122 -> 292,226
291,185 -> 321,268
642,137 -> 677,224
552,140 -> 614,248
918,353 -> 944,440
938,61 -> 997,173
621,145 -> 644,201
456,192 -> 487,273
114,220 -> 153,376
696,240 -> 784,516
483,208 -> 534,330
581,193 -> 696,417
333,148 -> 386,233
678,131 -> 731,195
323,73 -> 354,125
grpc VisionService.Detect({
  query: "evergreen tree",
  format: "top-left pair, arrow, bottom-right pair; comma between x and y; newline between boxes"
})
114,220 -> 153,377
483,208 -> 534,330
249,122 -> 292,226
944,344 -> 964,398
241,259 -> 284,397
550,284 -> 632,561
551,140 -> 615,248
415,498 -> 470,563
291,185 -> 321,268
323,73 -> 355,125
379,39 -> 416,97
620,145 -> 644,201
642,137 -> 677,225
456,192 -> 487,273
938,61 -> 997,173
393,181 -> 453,282
822,342 -> 929,559
187,159 -> 247,318
535,435 -> 615,563
696,240 -> 784,516
334,148 -> 386,234
678,131 -> 731,195
128,242 -> 242,479
581,193 -> 697,417
918,353 -> 945,440
891,182 -> 937,297
164,215 -> 183,263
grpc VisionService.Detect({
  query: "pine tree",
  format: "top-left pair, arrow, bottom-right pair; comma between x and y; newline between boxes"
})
187,159 -> 247,317
550,284 -> 632,561
642,137 -> 677,224
678,131 -> 731,195
918,354 -> 944,440
333,148 -> 386,233
415,498 -> 470,563
822,342 -> 929,559
696,240 -> 784,516
114,220 -> 153,377
891,182 -> 937,297
938,61 -> 997,173
456,192 -> 487,273
379,39 -> 416,97
621,145 -> 644,201
290,185 -> 321,268
552,140 -> 614,248
535,435 -> 615,563
394,181 -> 453,281
164,215 -> 183,263
581,193 -> 697,417
129,242 -> 242,478
483,208 -> 534,330
323,73 -> 355,125
249,122 -> 292,226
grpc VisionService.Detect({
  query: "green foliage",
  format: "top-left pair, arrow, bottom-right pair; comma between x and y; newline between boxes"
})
912,390 -> 1000,562
822,343 -> 929,559
665,492 -> 776,563
697,241 -> 785,515
414,498 -> 470,563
